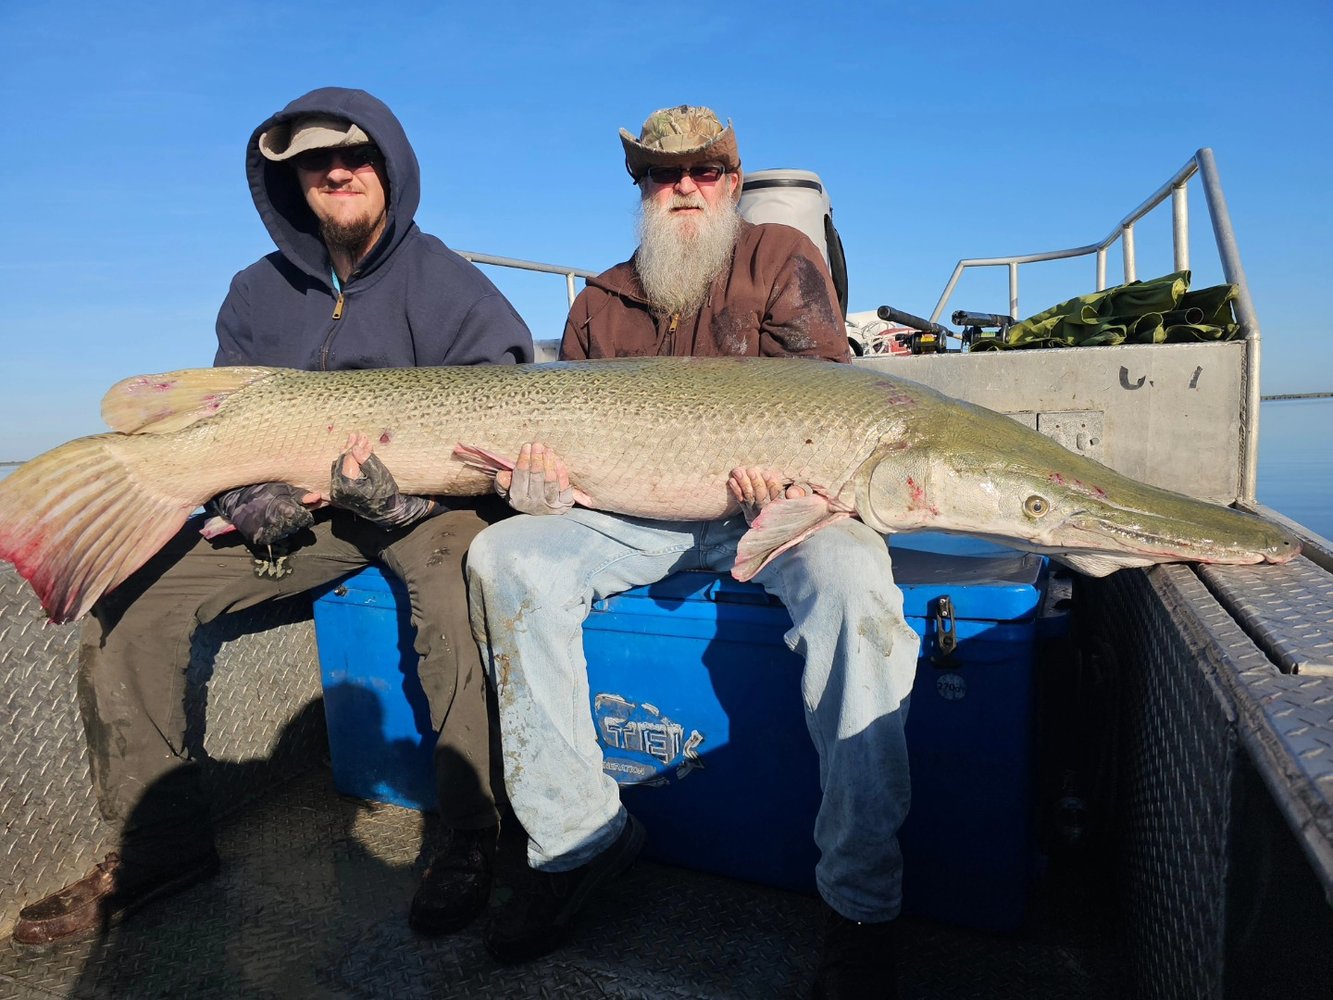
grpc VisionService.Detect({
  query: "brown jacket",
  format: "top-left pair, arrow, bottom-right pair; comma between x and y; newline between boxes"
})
560,221 -> 850,362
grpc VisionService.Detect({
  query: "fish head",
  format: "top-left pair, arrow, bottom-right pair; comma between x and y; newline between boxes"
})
855,409 -> 1301,576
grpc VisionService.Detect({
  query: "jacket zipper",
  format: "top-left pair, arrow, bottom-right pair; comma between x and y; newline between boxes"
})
322,280 -> 348,369
663,313 -> 679,353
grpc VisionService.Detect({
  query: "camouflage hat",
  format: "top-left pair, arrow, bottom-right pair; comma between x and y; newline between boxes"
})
619,105 -> 741,181
258,114 -> 373,162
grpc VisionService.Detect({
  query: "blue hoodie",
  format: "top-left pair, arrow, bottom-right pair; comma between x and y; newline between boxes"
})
214,87 -> 533,370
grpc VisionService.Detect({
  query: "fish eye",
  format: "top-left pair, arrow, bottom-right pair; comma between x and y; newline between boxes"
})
1024,495 -> 1049,517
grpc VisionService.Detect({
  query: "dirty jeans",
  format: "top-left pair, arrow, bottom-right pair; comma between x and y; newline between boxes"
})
78,501 -> 507,869
467,510 -> 919,923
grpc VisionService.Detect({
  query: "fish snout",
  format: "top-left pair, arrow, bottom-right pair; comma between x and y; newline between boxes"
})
1262,531 -> 1302,564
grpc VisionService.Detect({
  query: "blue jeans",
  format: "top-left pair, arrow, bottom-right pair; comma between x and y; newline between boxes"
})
467,509 -> 918,922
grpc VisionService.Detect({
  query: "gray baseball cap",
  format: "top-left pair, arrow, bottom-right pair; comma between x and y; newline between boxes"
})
258,114 -> 373,162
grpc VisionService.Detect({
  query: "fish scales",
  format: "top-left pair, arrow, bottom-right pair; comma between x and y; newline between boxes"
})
178,359 -> 898,519
0,356 -> 1300,624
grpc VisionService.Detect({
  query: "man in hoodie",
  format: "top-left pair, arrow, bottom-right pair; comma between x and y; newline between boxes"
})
467,106 -> 913,998
12,87 -> 532,946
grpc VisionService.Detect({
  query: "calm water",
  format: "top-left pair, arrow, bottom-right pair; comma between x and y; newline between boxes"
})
1257,397 -> 1333,542
1,398 -> 1329,540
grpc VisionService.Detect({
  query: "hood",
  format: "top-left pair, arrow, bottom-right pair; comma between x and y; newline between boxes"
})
246,87 -> 421,284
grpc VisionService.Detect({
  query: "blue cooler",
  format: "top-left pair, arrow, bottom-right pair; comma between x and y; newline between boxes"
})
310,534 -> 1048,932
311,568 -> 438,811
583,532 -> 1047,932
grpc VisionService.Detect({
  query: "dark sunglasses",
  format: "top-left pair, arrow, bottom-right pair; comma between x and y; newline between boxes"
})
643,164 -> 728,186
292,144 -> 383,173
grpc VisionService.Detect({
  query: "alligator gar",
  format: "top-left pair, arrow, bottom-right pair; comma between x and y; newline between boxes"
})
0,357 -> 1300,623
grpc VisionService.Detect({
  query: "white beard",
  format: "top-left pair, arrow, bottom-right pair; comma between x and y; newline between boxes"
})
634,193 -> 742,316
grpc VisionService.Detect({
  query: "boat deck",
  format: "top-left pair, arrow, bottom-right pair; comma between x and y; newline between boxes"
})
0,763 -> 1125,999
4,527 -> 1333,999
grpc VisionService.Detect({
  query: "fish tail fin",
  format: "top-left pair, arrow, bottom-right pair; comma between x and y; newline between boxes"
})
0,434 -> 198,623
101,366 -> 280,434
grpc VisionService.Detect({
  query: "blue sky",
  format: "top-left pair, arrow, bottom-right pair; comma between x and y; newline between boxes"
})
2,0 -> 1330,462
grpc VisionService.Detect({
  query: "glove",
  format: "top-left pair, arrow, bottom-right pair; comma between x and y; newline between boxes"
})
208,482 -> 316,546
495,442 -> 574,516
329,450 -> 439,529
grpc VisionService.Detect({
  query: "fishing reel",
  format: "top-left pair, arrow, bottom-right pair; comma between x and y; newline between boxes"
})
872,305 -> 1017,354
876,305 -> 954,355
952,310 -> 1015,350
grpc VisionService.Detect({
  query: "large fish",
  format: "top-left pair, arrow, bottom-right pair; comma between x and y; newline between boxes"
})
0,357 -> 1300,623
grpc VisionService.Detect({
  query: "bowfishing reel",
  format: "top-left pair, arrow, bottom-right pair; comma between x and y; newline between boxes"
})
952,310 -> 1015,349
872,305 -> 1017,354
876,305 -> 954,355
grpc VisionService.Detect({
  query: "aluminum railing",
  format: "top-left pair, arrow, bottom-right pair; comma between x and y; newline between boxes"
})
458,149 -> 1263,502
454,250 -> 598,308
925,148 -> 1262,501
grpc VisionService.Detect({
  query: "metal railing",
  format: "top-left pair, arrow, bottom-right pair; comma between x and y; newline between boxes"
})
457,151 -> 1264,502
454,250 -> 598,308
925,148 -> 1263,502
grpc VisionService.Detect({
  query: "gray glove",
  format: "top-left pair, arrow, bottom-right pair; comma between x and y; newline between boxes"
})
208,482 -> 315,546
496,442 -> 574,516
330,451 -> 439,529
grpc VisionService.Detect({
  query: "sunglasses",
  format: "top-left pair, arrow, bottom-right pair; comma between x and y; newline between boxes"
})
292,144 -> 383,173
643,164 -> 728,186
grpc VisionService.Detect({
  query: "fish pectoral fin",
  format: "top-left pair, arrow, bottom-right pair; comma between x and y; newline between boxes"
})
452,443 -> 514,475
733,496 -> 851,582
199,515 -> 237,539
1052,551 -> 1156,577
101,366 -> 281,434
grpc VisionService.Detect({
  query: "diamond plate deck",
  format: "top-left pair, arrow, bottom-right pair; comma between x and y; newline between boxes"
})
0,767 -> 1124,1000
0,564 -> 326,937
1083,566 -> 1236,1000
1201,556 -> 1333,676
1189,560 -> 1333,897
0,560 -> 1124,998
1083,559 -> 1333,1000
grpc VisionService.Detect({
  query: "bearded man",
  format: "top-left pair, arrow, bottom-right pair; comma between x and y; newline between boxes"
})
466,106 -> 915,999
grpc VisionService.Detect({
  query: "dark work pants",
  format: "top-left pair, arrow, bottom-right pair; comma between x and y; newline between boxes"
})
77,500 -> 509,869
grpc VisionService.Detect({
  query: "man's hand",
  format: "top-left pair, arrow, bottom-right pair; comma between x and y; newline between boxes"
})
495,442 -> 574,515
208,482 -> 323,546
729,467 -> 808,524
329,432 -> 440,529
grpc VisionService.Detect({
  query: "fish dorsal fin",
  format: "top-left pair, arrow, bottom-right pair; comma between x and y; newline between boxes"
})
733,495 -> 851,581
101,366 -> 282,434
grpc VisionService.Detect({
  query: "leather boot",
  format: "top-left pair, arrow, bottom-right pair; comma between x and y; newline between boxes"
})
13,850 -> 220,945
408,825 -> 498,936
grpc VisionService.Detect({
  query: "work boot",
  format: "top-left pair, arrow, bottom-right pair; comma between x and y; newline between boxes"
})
408,825 -> 498,936
483,813 -> 645,964
12,849 -> 221,946
810,904 -> 900,999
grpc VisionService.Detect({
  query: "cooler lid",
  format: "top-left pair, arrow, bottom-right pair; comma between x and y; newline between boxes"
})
889,533 -> 1047,622
612,534 -> 1046,624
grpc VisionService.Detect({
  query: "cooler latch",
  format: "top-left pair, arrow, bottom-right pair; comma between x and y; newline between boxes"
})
934,595 -> 958,659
